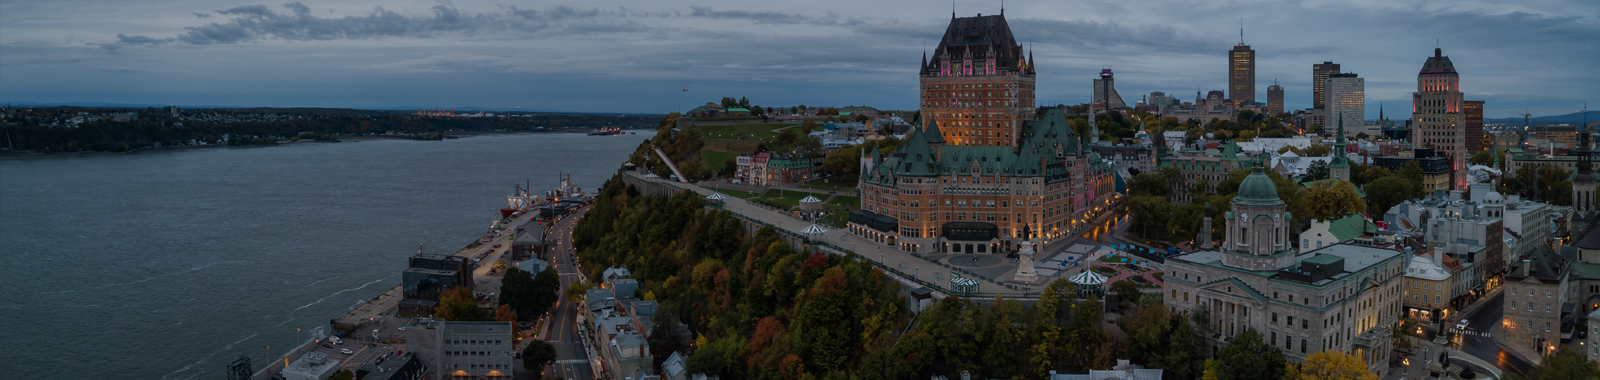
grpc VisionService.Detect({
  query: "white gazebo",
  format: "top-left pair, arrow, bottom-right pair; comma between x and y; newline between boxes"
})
644,173 -> 659,179
705,191 -> 727,205
1069,270 -> 1109,297
799,195 -> 823,212
801,224 -> 828,235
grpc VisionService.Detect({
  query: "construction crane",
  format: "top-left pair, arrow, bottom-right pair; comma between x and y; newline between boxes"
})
1515,107 -> 1533,131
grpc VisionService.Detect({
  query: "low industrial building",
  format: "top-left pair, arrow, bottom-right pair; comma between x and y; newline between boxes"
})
281,352 -> 341,380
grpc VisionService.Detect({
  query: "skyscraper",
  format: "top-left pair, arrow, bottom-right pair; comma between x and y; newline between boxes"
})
1229,37 -> 1255,108
1312,61 -> 1340,110
1464,100 -> 1485,152
1267,80 -> 1284,115
1412,48 -> 1466,190
919,13 -> 1034,147
1326,73 -> 1364,135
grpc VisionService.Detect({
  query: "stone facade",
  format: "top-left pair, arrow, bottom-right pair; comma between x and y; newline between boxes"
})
1163,168 -> 1404,377
1502,250 -> 1570,357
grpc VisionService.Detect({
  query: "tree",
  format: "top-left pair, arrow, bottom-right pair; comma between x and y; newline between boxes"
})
1296,351 -> 1376,380
1503,347 -> 1600,380
1399,160 -> 1426,198
1110,281 -> 1142,309
1215,328 -> 1285,380
1302,179 -> 1367,222
523,339 -> 559,378
1469,151 -> 1494,166
1366,177 -> 1413,216
801,119 -> 819,134
1201,359 -> 1222,380
821,145 -> 862,178
437,287 -> 490,321
1165,315 -> 1206,380
501,266 -> 561,320
328,370 -> 355,380
1129,173 -> 1172,197
1302,144 -> 1333,157
1302,161 -> 1330,182
565,281 -> 592,305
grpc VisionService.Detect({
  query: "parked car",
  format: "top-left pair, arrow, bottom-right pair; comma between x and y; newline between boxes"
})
1455,319 -> 1469,330
340,348 -> 354,355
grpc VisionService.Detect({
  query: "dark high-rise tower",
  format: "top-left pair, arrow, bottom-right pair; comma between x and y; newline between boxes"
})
1093,69 -> 1126,110
1313,61 -> 1340,110
1267,80 -> 1284,115
1229,32 -> 1255,108
1412,48 -> 1465,190
1464,100 -> 1485,152
919,13 -> 1034,147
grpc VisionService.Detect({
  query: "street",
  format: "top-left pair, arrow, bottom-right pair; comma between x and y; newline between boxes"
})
1419,291 -> 1535,378
542,206 -> 594,380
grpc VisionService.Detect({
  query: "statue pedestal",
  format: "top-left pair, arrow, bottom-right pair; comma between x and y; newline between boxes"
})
1013,241 -> 1039,282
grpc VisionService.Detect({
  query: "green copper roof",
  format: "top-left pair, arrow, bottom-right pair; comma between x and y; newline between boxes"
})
1326,214 -> 1376,241
924,117 -> 946,144
1235,167 -> 1283,204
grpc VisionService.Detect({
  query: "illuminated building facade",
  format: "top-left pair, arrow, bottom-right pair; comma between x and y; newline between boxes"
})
1230,43 -> 1256,108
1313,62 -> 1340,110
1325,73 -> 1365,134
919,13 -> 1036,148
852,109 -> 1116,254
1412,48 -> 1467,190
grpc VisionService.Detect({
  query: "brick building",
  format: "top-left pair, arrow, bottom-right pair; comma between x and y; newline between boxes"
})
919,13 -> 1036,148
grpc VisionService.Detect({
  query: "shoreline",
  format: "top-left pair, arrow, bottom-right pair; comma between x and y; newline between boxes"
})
0,130 -> 627,159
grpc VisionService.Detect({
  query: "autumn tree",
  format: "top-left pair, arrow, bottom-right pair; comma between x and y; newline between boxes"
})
1296,351 -> 1376,380
1468,151 -> 1494,166
436,287 -> 490,322
1302,179 -> 1367,222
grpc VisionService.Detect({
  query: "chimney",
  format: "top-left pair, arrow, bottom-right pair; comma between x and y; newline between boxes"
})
1523,259 -> 1532,277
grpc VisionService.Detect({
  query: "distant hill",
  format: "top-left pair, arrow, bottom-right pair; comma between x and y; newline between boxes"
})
1485,111 -> 1595,126
1,101 -> 663,117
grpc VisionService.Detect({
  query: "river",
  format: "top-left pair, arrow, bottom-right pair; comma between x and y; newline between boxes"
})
0,132 -> 650,379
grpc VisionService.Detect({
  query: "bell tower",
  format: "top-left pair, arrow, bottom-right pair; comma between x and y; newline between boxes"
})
1221,167 -> 1299,270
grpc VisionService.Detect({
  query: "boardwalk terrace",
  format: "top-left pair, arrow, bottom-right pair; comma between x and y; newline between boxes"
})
851,108 -> 1115,254
1162,168 -> 1405,377
919,12 -> 1036,148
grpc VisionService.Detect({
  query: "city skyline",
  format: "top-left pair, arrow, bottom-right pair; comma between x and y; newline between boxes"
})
2,0 -> 1597,119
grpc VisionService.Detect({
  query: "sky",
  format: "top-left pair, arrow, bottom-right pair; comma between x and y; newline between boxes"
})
2,0 -> 1597,120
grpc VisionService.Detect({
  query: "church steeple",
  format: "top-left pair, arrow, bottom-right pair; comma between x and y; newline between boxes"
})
1329,115 -> 1352,181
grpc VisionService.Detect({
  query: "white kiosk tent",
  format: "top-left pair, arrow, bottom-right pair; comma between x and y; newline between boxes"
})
1068,270 -> 1109,297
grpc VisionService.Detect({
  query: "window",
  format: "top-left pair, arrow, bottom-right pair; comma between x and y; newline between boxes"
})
1511,301 -> 1517,309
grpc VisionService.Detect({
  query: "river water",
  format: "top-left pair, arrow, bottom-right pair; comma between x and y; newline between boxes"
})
0,132 -> 649,379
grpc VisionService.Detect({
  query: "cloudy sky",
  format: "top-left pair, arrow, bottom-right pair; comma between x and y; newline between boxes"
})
2,0 -> 1596,119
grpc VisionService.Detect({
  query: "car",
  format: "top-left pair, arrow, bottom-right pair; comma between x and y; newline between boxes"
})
340,348 -> 354,355
398,326 -> 406,331
1455,319 -> 1469,330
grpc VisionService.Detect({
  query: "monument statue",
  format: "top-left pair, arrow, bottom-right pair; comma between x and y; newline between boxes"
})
1014,225 -> 1040,282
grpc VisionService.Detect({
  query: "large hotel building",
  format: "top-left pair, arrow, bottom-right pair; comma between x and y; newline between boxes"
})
850,13 -> 1115,254
917,13 -> 1036,148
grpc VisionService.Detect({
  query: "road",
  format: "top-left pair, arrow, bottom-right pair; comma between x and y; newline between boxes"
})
1412,292 -> 1535,378
544,206 -> 595,380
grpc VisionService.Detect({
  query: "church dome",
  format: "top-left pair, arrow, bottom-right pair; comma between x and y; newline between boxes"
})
1236,167 -> 1280,203
1482,190 -> 1504,204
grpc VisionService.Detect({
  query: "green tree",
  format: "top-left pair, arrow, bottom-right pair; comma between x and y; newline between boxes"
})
1302,160 -> 1330,182
523,339 -> 559,378
328,370 -> 355,380
1366,176 -> 1413,216
437,287 -> 490,321
1301,144 -> 1332,157
801,119 -> 819,134
1129,173 -> 1172,197
1469,151 -> 1494,166
1507,347 -> 1600,380
1216,328 -> 1286,380
1399,160 -> 1426,198
1166,315 -> 1206,380
1110,281 -> 1142,310
1301,179 -> 1367,222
